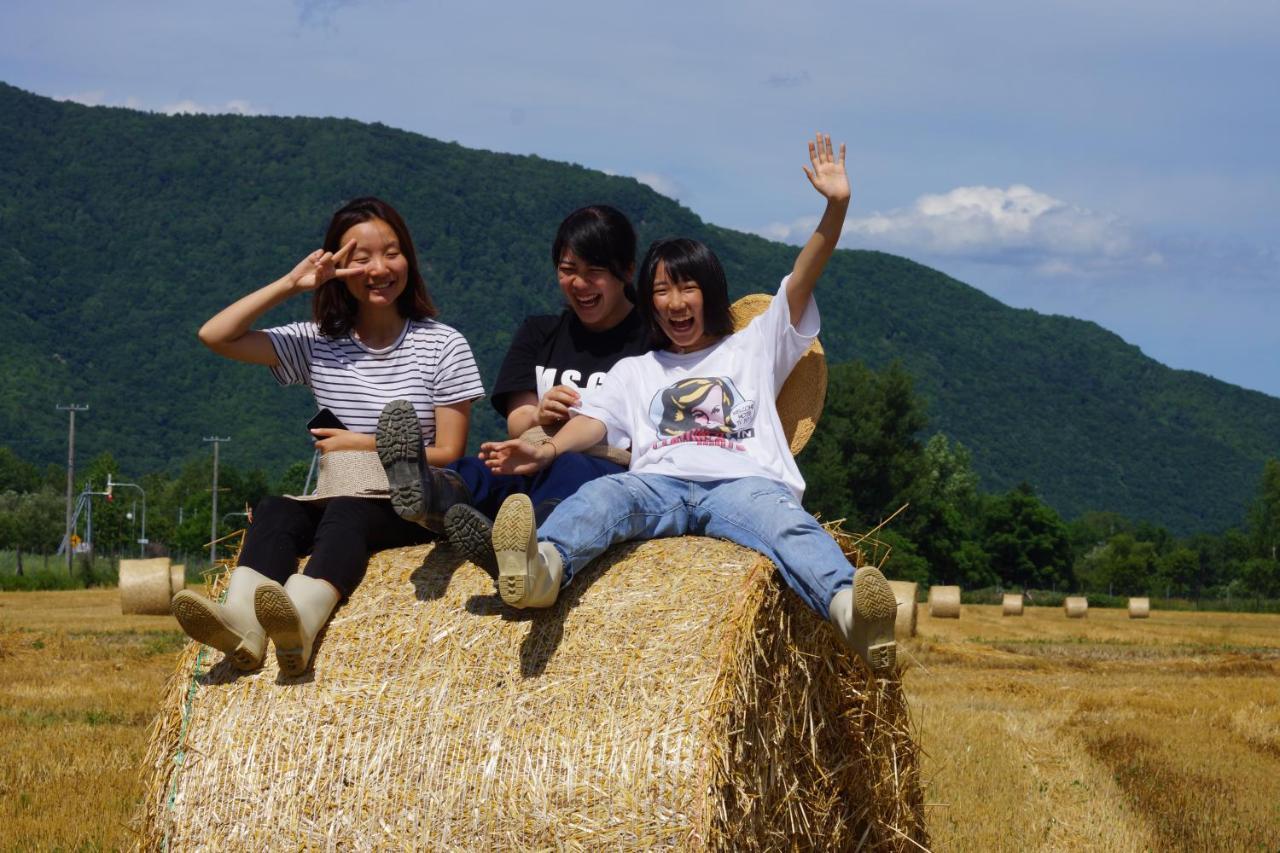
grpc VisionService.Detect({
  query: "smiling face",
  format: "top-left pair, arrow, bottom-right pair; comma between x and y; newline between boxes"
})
339,218 -> 409,313
651,261 -> 717,353
557,249 -> 633,331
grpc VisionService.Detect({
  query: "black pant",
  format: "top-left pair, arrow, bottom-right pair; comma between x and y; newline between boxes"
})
238,495 -> 434,598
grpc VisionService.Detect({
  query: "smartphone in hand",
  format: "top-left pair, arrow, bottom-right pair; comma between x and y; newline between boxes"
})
306,408 -> 346,435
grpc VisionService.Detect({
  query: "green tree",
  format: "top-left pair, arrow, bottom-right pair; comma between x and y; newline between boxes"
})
1079,533 -> 1158,595
799,360 -> 928,529
981,483 -> 1073,590
1248,458 -> 1280,561
905,433 -> 983,584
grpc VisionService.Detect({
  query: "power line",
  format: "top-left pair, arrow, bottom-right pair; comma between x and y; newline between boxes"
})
202,436 -> 230,564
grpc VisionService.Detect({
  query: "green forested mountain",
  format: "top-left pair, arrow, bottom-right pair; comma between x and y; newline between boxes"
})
2,82 -> 1276,533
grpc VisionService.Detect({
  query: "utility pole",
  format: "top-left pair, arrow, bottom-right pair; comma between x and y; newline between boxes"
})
57,404 -> 89,576
203,436 -> 230,564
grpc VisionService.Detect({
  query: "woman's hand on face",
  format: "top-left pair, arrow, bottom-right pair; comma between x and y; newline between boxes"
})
288,239 -> 359,292
310,428 -> 376,454
479,438 -> 555,476
802,133 -> 851,204
536,385 -> 582,427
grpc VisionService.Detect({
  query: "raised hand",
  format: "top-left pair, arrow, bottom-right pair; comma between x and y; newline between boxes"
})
802,132 -> 851,204
288,239 -> 359,291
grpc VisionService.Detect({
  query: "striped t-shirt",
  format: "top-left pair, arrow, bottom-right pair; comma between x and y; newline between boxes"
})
265,319 -> 485,445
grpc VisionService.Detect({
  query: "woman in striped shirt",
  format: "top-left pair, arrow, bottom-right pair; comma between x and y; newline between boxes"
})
173,197 -> 483,676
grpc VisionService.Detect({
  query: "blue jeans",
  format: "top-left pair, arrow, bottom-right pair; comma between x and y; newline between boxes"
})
539,473 -> 853,616
449,453 -> 627,521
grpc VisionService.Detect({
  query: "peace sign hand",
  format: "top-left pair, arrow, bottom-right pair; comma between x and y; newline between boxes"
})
288,239 -> 360,292
802,132 -> 851,204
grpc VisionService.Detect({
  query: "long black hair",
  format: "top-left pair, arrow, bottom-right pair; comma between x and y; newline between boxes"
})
636,238 -> 734,348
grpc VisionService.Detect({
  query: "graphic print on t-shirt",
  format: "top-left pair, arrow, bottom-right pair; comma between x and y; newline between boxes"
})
647,377 -> 757,452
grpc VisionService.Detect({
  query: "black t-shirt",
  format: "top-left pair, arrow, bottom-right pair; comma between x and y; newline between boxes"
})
490,308 -> 652,416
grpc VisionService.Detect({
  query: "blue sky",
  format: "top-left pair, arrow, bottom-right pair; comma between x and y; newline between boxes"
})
3,0 -> 1277,395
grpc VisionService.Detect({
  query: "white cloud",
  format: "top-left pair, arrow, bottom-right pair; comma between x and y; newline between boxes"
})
758,184 -> 1160,275
54,91 -> 263,116
160,98 -> 262,116
633,171 -> 682,199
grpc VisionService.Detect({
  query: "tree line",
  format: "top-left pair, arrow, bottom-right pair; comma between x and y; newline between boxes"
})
796,361 -> 1280,604
2,360 -> 1278,602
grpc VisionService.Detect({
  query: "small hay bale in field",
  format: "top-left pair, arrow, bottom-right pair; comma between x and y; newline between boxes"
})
169,564 -> 186,595
928,584 -> 961,618
119,558 -> 173,615
1064,596 -> 1089,618
887,580 -> 918,638
1128,597 -> 1150,618
1001,592 -> 1024,616
138,538 -> 926,851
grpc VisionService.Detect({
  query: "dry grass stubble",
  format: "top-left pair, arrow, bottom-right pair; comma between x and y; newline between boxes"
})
903,604 -> 1280,851
0,590 -> 183,851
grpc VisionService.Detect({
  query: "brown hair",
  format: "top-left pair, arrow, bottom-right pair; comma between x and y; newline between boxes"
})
313,197 -> 436,338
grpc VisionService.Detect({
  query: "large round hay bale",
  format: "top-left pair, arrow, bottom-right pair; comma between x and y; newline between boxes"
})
119,558 -> 173,615
1064,596 -> 1089,618
1128,597 -> 1150,618
1001,593 -> 1024,616
887,580 -> 918,638
138,539 -> 926,850
169,564 -> 186,595
928,585 -> 961,618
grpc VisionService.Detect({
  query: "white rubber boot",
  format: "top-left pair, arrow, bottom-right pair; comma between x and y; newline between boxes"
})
828,566 -> 898,675
254,574 -> 341,676
171,566 -> 270,670
492,494 -> 564,608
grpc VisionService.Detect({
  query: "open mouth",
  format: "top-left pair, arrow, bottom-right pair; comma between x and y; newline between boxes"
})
573,293 -> 602,311
667,316 -> 695,335
367,280 -> 396,292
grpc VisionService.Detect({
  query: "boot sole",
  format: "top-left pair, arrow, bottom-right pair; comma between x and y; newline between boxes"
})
377,401 -> 428,524
445,504 -> 498,578
255,584 -> 309,677
171,591 -> 263,671
852,567 -> 898,673
492,494 -> 536,607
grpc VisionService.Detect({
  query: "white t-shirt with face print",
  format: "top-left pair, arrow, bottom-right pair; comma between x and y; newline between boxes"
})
574,276 -> 818,501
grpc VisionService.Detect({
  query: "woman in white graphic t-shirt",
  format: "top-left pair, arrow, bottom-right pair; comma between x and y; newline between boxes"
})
479,134 -> 899,677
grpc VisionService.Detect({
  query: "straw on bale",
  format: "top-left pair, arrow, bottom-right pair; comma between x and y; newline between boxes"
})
119,558 -> 173,615
169,564 -> 186,595
886,580 -> 918,638
1001,592 -> 1024,616
928,585 -> 961,618
1064,596 -> 1089,618
138,538 -> 926,850
1128,597 -> 1151,618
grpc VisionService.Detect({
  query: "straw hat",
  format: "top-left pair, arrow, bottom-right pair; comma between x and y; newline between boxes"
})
286,450 -> 390,501
730,293 -> 827,455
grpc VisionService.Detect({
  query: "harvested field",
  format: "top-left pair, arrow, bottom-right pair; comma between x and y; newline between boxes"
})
0,589 -> 182,851
4,586 -> 1280,850
906,603 -> 1280,851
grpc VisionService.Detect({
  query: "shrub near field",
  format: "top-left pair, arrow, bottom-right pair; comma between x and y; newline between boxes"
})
906,603 -> 1280,851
